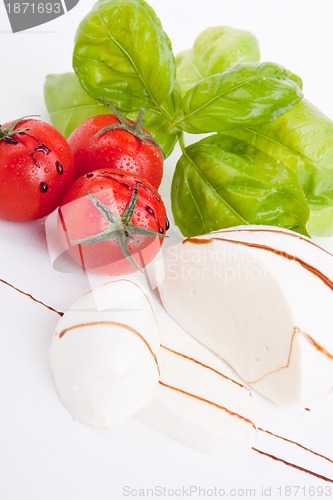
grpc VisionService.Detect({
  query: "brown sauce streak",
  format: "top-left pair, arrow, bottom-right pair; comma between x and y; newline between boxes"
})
183,238 -> 213,245
300,330 -> 333,360
162,342 -> 333,467
222,227 -> 333,258
58,321 -> 160,375
159,380 -> 256,430
162,343 -> 333,466
161,344 -> 249,392
184,236 -> 333,292
252,448 -> 333,484
2,245 -> 331,478
161,342 -> 332,466
258,427 -> 333,465
0,278 -> 63,316
248,327 -> 332,385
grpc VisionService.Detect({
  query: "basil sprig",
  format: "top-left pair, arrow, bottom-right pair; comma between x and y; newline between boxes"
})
172,134 -> 310,237
44,0 -> 332,237
180,63 -> 303,133
176,26 -> 260,95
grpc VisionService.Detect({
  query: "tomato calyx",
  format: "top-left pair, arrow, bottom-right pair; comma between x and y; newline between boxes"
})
0,115 -> 40,143
72,184 -> 167,272
95,99 -> 163,154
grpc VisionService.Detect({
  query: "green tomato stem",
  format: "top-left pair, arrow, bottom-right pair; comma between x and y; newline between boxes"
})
0,114 -> 40,141
72,186 -> 167,272
95,99 -> 163,153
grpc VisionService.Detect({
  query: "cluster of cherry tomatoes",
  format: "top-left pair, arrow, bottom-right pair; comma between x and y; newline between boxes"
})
0,108 -> 169,274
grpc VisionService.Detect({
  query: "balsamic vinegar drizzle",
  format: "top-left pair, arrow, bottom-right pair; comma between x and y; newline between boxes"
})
161,344 -> 250,392
58,320 -> 160,375
159,380 -> 256,429
0,268 -> 333,483
247,327 -> 332,385
184,236 -> 333,292
300,329 -> 333,360
224,226 -> 333,258
258,427 -> 333,465
183,237 -> 333,376
252,448 -> 333,484
160,343 -> 333,470
0,278 -> 63,316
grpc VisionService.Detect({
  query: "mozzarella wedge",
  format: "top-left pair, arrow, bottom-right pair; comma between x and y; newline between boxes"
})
158,226 -> 333,405
49,280 -> 160,429
136,308 -> 257,457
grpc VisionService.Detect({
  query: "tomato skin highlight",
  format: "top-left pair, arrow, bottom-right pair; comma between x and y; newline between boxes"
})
68,114 -> 164,188
58,169 -> 168,275
0,119 -> 75,221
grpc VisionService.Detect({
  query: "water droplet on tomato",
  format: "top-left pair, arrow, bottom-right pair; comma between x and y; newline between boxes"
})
4,136 -> 18,145
145,205 -> 155,215
56,161 -> 64,175
40,182 -> 48,193
36,144 -> 50,155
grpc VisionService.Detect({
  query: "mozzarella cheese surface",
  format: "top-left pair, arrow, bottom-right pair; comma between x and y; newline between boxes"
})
158,226 -> 333,405
50,280 -> 160,429
136,307 -> 257,457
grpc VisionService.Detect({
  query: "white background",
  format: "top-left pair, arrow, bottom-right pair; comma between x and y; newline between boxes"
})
0,1 -> 333,499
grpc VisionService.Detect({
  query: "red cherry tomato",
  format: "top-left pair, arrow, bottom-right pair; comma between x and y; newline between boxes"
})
0,118 -> 75,221
68,112 -> 164,188
57,169 -> 169,275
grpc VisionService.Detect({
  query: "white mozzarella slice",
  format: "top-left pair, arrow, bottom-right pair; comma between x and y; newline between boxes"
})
136,309 -> 257,457
158,226 -> 333,405
50,280 -> 160,429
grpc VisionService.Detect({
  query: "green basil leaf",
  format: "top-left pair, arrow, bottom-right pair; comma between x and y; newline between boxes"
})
44,72 -> 178,157
176,26 -> 260,95
171,134 -> 309,237
44,73 -> 110,138
179,62 -> 303,134
73,0 -> 177,123
227,100 -> 333,236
